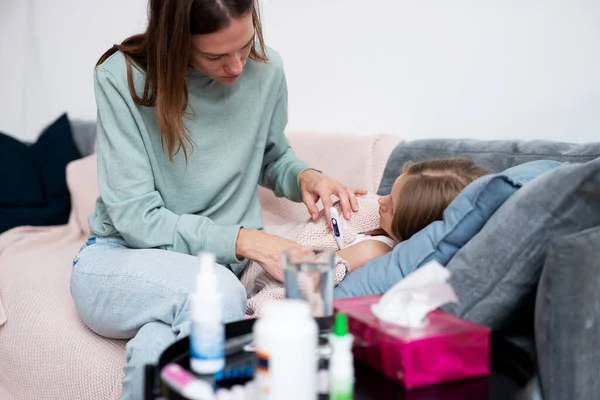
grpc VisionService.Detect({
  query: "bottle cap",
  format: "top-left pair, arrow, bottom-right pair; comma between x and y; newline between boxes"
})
333,312 -> 349,337
196,252 -> 218,293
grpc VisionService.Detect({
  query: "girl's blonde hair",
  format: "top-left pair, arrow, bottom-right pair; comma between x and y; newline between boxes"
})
391,158 -> 490,241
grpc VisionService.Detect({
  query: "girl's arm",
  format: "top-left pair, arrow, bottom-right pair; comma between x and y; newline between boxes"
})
337,240 -> 392,272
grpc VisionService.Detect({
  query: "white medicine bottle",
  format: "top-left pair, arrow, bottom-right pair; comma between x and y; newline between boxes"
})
190,252 -> 225,375
253,300 -> 318,400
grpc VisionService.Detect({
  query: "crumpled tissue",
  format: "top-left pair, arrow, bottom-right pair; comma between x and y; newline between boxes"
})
371,261 -> 459,328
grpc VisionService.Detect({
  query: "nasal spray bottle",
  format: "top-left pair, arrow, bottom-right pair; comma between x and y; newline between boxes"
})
329,312 -> 354,400
190,252 -> 225,375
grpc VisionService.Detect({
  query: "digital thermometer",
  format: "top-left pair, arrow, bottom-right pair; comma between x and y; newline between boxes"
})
329,207 -> 345,250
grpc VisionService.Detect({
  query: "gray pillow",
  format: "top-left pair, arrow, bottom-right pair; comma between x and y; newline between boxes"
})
535,225 -> 600,400
440,158 -> 600,330
379,139 -> 600,195
70,120 -> 97,157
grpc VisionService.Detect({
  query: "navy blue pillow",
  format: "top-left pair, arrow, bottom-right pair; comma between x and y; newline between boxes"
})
0,114 -> 81,232
30,114 -> 81,199
335,160 -> 562,298
0,133 -> 42,206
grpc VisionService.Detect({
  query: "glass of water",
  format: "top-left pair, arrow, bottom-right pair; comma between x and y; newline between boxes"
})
283,248 -> 335,330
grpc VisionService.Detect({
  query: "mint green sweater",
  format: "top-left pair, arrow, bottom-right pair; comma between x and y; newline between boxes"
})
89,49 -> 310,270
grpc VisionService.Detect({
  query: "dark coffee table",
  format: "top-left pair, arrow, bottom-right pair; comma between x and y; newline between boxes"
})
145,319 -> 535,400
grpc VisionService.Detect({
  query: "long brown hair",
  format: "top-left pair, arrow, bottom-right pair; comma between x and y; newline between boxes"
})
391,158 -> 490,240
97,0 -> 268,161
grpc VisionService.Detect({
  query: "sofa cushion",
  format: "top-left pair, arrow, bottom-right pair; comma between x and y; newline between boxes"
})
535,225 -> 600,400
0,114 -> 81,233
441,158 -> 600,330
379,139 -> 600,195
334,160 -> 560,298
66,154 -> 100,236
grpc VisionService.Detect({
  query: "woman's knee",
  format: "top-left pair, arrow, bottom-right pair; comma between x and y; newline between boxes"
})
71,244 -> 247,330
70,268 -> 128,338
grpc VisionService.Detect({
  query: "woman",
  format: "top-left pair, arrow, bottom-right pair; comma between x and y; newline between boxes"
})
70,1 -> 363,399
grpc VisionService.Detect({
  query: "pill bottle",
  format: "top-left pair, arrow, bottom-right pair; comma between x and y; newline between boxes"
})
253,300 -> 318,400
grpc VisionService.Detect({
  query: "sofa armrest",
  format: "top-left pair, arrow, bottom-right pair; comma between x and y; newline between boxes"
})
535,225 -> 600,400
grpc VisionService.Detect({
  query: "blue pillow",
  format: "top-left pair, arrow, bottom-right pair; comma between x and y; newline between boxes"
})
334,160 -> 562,298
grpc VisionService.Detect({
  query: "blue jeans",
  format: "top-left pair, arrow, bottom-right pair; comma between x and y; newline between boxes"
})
70,237 -> 247,400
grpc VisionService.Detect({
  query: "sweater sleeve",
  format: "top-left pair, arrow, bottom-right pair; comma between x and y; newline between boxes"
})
93,67 -> 241,265
258,72 -> 313,202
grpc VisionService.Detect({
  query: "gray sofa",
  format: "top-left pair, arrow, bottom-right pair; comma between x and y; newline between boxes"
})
378,138 -> 600,400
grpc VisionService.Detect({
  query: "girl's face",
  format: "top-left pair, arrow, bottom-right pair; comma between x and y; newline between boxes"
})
378,174 -> 405,240
189,13 -> 255,85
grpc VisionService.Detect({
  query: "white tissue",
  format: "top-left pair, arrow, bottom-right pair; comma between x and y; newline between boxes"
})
371,261 -> 459,328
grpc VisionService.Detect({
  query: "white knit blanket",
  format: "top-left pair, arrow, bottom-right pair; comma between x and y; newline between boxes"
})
241,194 -> 381,318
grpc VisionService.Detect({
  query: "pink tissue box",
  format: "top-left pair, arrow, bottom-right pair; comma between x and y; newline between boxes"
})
334,295 -> 491,389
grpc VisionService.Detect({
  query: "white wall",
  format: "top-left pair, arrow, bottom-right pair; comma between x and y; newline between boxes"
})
0,0 -> 147,142
1,0 -> 599,143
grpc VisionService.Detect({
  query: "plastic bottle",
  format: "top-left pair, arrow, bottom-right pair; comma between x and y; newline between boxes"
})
253,300 -> 318,400
329,312 -> 354,400
190,252 -> 225,375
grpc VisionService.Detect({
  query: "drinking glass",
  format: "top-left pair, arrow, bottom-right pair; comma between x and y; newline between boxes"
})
283,248 -> 335,330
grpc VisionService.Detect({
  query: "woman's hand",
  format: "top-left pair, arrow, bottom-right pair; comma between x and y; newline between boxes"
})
236,228 -> 303,282
298,169 -> 367,226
